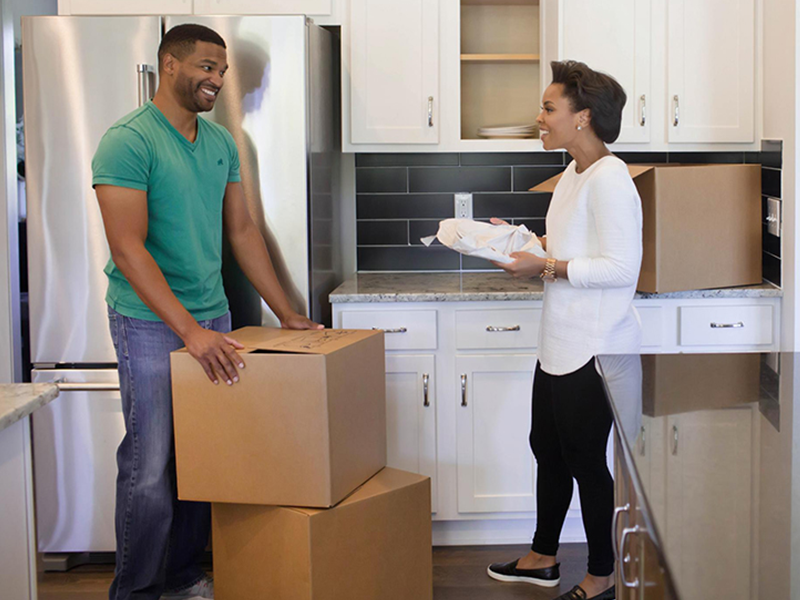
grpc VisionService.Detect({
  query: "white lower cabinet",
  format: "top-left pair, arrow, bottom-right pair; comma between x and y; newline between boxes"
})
384,354 -> 438,513
333,295 -> 779,545
455,354 -> 537,513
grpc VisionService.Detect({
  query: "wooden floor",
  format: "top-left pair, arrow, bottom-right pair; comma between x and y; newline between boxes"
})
38,544 -> 588,600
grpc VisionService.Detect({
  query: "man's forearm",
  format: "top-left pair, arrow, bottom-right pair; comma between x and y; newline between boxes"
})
112,245 -> 199,339
228,224 -> 296,322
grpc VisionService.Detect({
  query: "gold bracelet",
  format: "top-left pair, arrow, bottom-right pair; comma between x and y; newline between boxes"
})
540,258 -> 557,282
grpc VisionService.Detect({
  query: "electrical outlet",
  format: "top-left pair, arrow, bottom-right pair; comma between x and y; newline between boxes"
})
767,197 -> 781,237
454,193 -> 473,219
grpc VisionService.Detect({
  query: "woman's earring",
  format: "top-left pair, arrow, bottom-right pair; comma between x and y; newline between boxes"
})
577,125 -> 583,131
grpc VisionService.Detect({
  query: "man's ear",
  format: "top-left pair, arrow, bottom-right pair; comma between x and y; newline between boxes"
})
162,53 -> 177,77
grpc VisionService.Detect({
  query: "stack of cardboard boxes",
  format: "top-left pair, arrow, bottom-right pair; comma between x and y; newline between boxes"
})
171,327 -> 433,600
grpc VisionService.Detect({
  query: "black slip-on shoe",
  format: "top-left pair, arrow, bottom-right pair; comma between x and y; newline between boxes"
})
554,584 -> 616,600
486,559 -> 560,587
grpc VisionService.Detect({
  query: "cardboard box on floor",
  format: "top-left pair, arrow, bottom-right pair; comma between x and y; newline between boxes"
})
171,327 -> 387,508
533,163 -> 762,293
212,468 -> 433,600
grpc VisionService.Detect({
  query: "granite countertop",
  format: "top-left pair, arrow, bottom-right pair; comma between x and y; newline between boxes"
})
0,384 -> 60,433
329,272 -> 783,303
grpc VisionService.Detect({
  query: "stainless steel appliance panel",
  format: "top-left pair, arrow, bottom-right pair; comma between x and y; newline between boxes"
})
23,17 -> 161,364
164,15 -> 312,328
31,369 -> 123,552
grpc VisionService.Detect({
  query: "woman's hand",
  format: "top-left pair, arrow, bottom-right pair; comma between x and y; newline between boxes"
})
490,217 -> 510,226
491,252 -> 546,279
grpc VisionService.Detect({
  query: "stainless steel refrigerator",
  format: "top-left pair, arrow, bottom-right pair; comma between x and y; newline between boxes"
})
23,15 -> 341,559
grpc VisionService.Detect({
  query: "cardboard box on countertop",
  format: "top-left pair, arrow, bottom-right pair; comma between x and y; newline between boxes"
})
211,467 -> 433,600
532,163 -> 762,294
171,327 -> 387,508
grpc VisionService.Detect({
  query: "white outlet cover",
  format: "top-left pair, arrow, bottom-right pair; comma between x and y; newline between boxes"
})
454,192 -> 473,219
767,197 -> 781,237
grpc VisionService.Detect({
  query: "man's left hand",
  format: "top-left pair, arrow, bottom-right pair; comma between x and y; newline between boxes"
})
491,252 -> 546,280
281,312 -> 324,330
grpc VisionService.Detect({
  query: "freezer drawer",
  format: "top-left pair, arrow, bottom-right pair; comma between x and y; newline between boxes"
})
32,369 -> 123,553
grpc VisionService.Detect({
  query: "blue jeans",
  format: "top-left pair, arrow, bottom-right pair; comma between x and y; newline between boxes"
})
107,307 -> 232,600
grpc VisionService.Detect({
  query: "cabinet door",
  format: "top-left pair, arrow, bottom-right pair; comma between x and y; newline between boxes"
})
63,0 -> 191,14
385,355 -> 438,512
560,0 -> 651,143
455,355 -> 536,513
665,408 -> 753,600
350,0 -> 439,144
194,0 -> 332,15
667,0 -> 754,143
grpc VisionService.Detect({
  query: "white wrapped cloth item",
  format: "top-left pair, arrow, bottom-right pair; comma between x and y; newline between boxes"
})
420,218 -> 549,264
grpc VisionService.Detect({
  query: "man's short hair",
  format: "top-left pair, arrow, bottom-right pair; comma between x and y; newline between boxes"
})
550,60 -> 627,144
158,24 -> 226,71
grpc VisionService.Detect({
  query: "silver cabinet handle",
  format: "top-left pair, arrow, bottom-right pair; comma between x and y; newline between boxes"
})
672,425 -> 679,455
460,374 -> 467,407
640,426 -> 646,456
611,503 -> 630,561
620,525 -> 646,588
428,96 -> 434,127
423,373 -> 430,407
56,382 -> 120,392
673,94 -> 680,127
486,325 -> 520,332
371,327 -> 407,334
640,94 -> 646,126
137,64 -> 155,107
710,322 -> 744,329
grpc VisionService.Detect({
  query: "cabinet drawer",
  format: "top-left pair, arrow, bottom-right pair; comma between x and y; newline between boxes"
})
455,309 -> 540,350
637,306 -> 663,348
340,310 -> 437,350
679,305 -> 773,346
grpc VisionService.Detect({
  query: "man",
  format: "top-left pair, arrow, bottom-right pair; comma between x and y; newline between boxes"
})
92,24 -> 321,600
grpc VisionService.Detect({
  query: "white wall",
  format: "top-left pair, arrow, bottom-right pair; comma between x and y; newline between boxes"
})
763,0 -> 797,350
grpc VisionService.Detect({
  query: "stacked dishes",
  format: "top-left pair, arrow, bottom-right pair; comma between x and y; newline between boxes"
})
477,123 -> 538,139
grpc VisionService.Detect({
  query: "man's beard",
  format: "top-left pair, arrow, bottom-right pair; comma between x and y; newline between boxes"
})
176,74 -> 212,113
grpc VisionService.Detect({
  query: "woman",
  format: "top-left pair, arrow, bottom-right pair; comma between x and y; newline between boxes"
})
486,61 -> 643,600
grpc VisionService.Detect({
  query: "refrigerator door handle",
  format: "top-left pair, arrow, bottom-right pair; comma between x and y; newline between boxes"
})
56,380 -> 120,392
137,64 -> 155,106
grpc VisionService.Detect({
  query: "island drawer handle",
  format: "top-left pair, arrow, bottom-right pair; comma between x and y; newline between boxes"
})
620,525 -> 647,588
56,382 -> 120,392
611,503 -> 630,562
461,374 -> 467,407
710,322 -> 744,329
372,327 -> 407,334
423,373 -> 430,407
486,325 -> 521,332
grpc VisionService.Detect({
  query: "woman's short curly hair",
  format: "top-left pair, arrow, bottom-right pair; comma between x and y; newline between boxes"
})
550,60 -> 627,144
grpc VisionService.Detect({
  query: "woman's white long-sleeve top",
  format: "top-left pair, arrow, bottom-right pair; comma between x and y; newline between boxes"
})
538,155 -> 643,376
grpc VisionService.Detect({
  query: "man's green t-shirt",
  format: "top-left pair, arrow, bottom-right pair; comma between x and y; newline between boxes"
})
92,101 -> 241,322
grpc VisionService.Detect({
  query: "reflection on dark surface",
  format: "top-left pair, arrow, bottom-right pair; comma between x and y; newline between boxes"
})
598,353 -> 799,600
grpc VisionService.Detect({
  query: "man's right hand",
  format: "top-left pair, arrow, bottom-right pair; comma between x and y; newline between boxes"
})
184,327 -> 246,386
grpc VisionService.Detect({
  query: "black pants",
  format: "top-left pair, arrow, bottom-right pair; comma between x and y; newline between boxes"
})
530,358 -> 614,577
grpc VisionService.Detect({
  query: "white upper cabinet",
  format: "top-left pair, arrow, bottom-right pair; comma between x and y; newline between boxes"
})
194,0 -> 339,21
59,0 -> 191,14
560,0 -> 651,144
667,0 -> 755,143
348,0 -> 439,144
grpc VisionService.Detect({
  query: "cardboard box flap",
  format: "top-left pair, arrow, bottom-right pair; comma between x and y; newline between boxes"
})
286,468 -> 429,516
529,164 -> 656,192
212,327 -> 381,355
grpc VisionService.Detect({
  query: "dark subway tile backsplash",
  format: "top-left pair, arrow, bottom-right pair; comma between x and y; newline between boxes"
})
355,147 -> 783,281
357,194 -> 454,219
357,246 -> 460,271
356,221 -> 408,246
356,153 -> 459,167
355,167 -> 408,193
473,193 -> 551,219
460,152 -> 565,166
513,166 -> 565,191
409,166 -> 512,193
